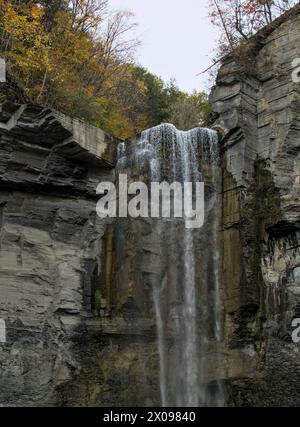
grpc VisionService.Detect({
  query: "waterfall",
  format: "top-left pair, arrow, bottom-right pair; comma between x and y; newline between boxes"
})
116,124 -> 223,407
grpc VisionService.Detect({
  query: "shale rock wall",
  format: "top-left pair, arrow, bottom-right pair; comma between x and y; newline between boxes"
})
1,5 -> 300,408
0,104 -> 159,406
211,5 -> 300,406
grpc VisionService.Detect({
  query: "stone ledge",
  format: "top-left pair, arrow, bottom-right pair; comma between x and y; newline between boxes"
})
0,102 -> 119,168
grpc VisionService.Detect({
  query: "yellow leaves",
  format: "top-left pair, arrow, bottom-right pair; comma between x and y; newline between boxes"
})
105,108 -> 133,140
1,2 -> 48,60
0,10 -> 39,98
2,3 -> 44,35
0,1 -> 146,140
31,5 -> 44,23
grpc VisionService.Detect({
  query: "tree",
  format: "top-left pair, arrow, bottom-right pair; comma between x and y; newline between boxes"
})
168,91 -> 211,131
132,66 -> 170,127
0,1 -> 211,139
0,0 -> 142,138
68,0 -> 108,32
0,1 -> 51,101
209,0 -> 298,53
38,1 -> 70,29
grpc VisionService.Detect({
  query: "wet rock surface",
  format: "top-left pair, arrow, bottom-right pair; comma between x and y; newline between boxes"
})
0,105 -> 159,406
211,6 -> 300,406
0,6 -> 300,407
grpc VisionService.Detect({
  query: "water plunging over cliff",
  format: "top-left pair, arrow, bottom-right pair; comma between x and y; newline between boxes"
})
116,124 -> 223,407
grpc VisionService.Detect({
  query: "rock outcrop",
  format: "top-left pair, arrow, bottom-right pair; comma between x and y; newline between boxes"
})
0,5 -> 300,407
0,104 -> 159,406
210,4 -> 300,406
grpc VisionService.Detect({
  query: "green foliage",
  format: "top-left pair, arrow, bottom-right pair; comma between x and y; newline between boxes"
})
131,67 -> 211,131
132,66 -> 170,127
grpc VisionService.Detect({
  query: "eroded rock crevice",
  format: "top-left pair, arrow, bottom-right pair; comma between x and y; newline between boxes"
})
211,7 -> 300,406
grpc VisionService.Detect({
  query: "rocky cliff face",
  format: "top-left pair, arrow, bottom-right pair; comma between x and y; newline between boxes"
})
0,104 -> 159,406
210,6 -> 300,406
0,7 -> 300,407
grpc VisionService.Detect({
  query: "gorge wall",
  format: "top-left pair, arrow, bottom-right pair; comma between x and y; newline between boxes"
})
0,5 -> 300,407
0,105 -> 159,406
210,5 -> 300,406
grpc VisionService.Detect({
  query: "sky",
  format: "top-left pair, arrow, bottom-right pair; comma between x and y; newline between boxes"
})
108,0 -> 220,93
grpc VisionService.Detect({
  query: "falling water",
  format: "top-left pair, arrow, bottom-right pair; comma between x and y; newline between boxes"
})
116,124 -> 223,407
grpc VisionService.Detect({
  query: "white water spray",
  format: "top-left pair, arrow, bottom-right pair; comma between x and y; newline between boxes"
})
117,124 -> 223,407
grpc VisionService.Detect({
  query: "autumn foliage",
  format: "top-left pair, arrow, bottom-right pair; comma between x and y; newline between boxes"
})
0,0 -> 145,138
0,0 -> 210,139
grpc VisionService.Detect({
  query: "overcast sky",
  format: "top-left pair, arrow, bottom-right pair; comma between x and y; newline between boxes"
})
109,0 -> 220,93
